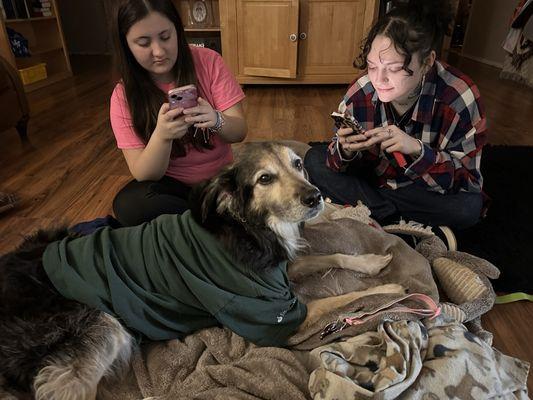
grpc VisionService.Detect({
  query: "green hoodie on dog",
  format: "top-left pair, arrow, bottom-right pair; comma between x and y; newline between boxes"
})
43,211 -> 306,347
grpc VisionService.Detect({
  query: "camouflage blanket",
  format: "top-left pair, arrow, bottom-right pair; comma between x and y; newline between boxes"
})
306,316 -> 530,400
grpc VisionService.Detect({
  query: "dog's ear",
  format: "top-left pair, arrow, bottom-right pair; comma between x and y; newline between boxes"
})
192,166 -> 239,223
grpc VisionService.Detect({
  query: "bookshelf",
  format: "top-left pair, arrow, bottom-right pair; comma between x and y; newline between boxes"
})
0,0 -> 71,92
173,0 -> 222,54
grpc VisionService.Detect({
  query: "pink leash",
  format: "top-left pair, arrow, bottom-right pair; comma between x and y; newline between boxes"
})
321,293 -> 441,339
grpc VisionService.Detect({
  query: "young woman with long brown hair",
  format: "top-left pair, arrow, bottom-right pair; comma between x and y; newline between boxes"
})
109,0 -> 246,226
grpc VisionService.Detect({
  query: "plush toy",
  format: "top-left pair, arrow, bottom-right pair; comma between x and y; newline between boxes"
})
383,224 -> 501,345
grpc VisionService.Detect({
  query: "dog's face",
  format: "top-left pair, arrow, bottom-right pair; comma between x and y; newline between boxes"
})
201,142 -> 323,223
243,143 -> 324,224
193,142 -> 324,260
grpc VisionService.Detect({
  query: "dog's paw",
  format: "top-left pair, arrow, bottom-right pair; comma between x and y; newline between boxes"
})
351,253 -> 393,275
34,364 -> 98,400
366,283 -> 406,295
332,253 -> 393,275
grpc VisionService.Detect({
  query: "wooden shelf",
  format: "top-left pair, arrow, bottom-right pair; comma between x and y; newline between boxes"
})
4,16 -> 56,23
23,70 -> 70,92
0,0 -> 71,90
184,27 -> 220,32
31,45 -> 63,55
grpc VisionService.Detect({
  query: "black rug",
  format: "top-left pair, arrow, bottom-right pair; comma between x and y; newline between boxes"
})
455,145 -> 533,293
307,142 -> 533,293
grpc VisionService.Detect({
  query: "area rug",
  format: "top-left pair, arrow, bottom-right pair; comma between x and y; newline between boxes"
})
455,144 -> 533,293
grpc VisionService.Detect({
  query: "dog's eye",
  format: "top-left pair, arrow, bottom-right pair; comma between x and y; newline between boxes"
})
258,174 -> 273,185
294,159 -> 303,171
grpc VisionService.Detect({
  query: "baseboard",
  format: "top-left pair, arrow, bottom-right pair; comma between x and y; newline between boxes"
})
460,53 -> 503,69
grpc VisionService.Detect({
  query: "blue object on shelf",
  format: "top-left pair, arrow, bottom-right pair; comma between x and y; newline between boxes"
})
7,27 -> 31,57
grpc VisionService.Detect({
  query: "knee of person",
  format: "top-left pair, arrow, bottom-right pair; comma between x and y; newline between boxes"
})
304,145 -> 328,176
112,190 -> 134,226
450,205 -> 481,230
304,144 -> 326,164
112,183 -> 152,226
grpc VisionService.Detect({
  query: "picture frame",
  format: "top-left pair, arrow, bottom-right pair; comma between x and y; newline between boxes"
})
188,0 -> 213,27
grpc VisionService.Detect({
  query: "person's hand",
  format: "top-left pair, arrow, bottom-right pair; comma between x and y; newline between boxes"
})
336,127 -> 378,157
182,97 -> 218,129
364,125 -> 422,156
153,103 -> 192,141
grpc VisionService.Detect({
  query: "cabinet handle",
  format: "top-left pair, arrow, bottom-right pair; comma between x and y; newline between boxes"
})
299,32 -> 307,40
289,33 -> 298,42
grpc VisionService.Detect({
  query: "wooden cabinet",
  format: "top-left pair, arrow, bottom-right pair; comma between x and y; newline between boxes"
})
235,0 -> 299,78
220,0 -> 378,84
0,0 -> 71,92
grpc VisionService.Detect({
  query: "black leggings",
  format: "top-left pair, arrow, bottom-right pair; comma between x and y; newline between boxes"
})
113,176 -> 192,227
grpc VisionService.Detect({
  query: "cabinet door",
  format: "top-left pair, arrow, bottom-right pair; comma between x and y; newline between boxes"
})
236,0 -> 299,78
298,0 -> 366,76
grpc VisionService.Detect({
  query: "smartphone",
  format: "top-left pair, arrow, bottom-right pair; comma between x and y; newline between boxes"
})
330,111 -> 407,167
168,84 -> 198,110
330,112 -> 365,134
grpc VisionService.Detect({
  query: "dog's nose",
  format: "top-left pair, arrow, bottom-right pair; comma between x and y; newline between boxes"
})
301,188 -> 322,208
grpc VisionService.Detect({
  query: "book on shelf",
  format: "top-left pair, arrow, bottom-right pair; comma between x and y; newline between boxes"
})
0,1 -> 7,19
13,0 -> 29,18
187,36 -> 221,55
32,8 -> 52,17
0,0 -> 55,19
1,0 -> 23,19
30,0 -> 52,17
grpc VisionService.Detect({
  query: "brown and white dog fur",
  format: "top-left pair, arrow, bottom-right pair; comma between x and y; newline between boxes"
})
0,142 -> 399,399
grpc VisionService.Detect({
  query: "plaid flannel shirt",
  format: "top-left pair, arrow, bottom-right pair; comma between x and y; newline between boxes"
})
327,61 -> 487,195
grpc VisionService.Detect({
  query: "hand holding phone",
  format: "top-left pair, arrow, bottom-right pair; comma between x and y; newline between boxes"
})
330,111 -> 407,167
168,84 -> 198,111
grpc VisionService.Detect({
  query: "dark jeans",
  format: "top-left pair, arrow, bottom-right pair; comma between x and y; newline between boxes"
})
305,145 -> 482,229
113,176 -> 192,227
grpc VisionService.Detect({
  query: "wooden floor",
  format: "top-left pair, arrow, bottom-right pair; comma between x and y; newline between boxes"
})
1,54 -> 532,391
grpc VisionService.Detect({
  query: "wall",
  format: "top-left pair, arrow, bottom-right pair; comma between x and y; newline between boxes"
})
461,0 -> 516,68
57,0 -> 109,55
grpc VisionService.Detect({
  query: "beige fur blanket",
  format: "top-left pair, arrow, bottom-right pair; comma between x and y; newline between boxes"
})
99,207 -> 529,399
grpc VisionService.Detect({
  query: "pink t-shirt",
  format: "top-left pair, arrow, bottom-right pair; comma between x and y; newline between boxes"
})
110,46 -> 245,186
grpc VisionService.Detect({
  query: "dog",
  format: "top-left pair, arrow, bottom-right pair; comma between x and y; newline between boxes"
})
0,142 -> 398,399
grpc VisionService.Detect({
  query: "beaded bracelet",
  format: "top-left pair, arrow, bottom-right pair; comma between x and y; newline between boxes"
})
209,110 -> 225,134
195,110 -> 225,144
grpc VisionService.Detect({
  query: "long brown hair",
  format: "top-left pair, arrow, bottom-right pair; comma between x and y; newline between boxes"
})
110,0 -> 209,157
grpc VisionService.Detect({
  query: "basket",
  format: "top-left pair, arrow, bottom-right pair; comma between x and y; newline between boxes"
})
18,63 -> 47,85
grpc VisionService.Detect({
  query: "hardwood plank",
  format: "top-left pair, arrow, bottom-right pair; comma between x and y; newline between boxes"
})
0,54 -> 531,392
483,301 -> 533,391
